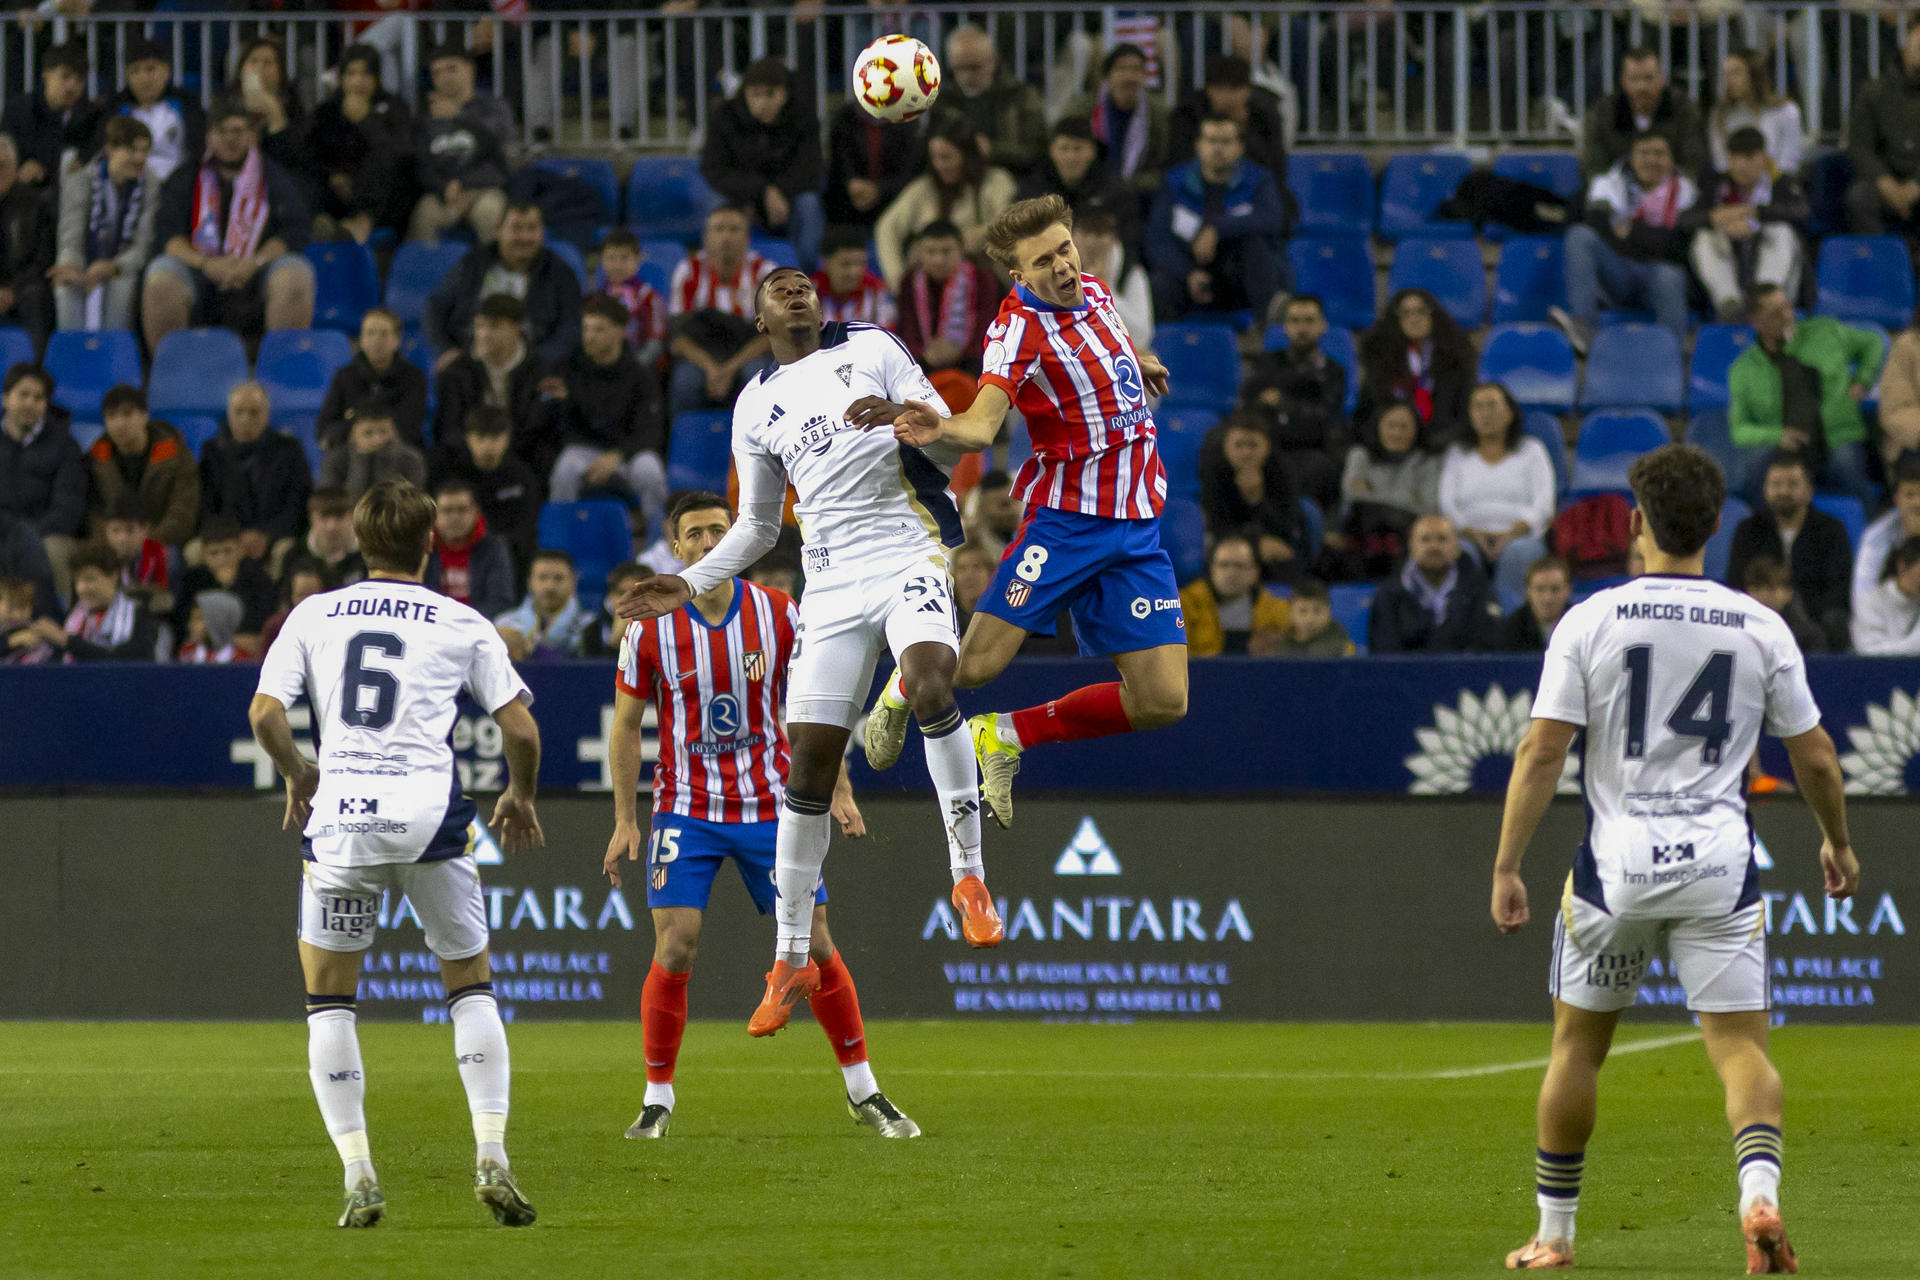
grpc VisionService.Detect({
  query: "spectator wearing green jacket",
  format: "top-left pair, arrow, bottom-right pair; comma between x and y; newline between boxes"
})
1728,284 -> 1883,505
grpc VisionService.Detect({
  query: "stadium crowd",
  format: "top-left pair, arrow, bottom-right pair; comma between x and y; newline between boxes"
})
7,22 -> 1920,666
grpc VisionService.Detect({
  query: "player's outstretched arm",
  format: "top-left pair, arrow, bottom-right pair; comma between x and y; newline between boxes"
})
488,697 -> 546,855
248,693 -> 318,831
1781,725 -> 1860,899
612,573 -> 694,623
604,689 -> 649,885
1490,718 -> 1580,933
847,382 -> 1010,453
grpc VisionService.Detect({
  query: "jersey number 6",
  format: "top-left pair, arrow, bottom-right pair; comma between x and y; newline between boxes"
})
342,631 -> 406,730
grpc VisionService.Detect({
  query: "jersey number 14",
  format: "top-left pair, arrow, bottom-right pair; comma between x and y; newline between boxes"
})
1622,646 -> 1735,765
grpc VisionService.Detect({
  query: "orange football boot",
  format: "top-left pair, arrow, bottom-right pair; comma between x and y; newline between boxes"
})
1742,1202 -> 1799,1274
951,875 -> 1004,947
1505,1237 -> 1574,1269
747,959 -> 821,1037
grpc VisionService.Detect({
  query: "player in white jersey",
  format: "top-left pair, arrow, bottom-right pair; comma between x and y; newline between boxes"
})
1489,446 -> 1858,1274
614,268 -> 1002,1038
249,480 -> 545,1229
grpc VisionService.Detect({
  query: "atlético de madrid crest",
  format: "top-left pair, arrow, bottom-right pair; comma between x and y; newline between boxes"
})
836,364 -> 853,386
743,649 -> 766,682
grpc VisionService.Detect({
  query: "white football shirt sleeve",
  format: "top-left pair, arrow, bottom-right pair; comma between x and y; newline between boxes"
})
679,430 -> 787,598
1532,603 -> 1591,726
254,604 -> 310,708
468,617 -> 533,714
1761,622 -> 1823,739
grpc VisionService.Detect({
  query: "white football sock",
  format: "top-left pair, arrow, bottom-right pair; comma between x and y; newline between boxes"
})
307,1004 -> 373,1189
1537,1196 -> 1577,1246
920,708 -> 984,885
842,1060 -> 879,1101
879,669 -> 908,709
996,715 -> 1024,751
643,1081 -> 675,1110
774,796 -> 833,965
450,986 -> 510,1167
1739,1161 -> 1782,1213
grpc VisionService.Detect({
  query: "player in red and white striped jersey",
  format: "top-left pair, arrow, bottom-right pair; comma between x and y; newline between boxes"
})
668,204 -> 778,415
602,491 -> 920,1141
852,194 -> 1188,828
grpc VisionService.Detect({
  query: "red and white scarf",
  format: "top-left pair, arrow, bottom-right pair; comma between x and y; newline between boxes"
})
1716,171 -> 1773,211
191,147 -> 270,260
63,592 -> 137,661
1590,161 -> 1696,230
911,262 -> 978,347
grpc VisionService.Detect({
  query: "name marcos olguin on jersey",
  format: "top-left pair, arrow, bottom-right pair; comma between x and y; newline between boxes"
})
322,596 -> 444,622
1615,601 -> 1751,629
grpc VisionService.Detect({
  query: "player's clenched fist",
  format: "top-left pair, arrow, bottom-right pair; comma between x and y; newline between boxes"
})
845,396 -> 942,447
614,573 -> 693,622
1490,869 -> 1529,934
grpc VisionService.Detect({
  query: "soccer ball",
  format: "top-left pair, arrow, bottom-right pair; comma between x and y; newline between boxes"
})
852,34 -> 940,123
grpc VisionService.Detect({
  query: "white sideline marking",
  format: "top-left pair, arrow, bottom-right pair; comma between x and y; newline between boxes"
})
0,1033 -> 1702,1082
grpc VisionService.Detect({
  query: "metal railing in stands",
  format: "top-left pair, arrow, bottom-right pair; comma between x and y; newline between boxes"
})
4,4 -> 1906,152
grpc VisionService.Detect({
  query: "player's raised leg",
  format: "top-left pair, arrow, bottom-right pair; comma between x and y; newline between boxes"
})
806,906 -> 920,1137
1507,999 -> 1619,1269
751,721 -> 845,1036
630,907 -> 700,1138
298,933 -> 384,1228
1703,1015 -> 1794,1272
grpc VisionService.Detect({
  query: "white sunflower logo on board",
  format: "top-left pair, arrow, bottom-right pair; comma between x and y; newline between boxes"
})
1404,685 -> 1581,796
1838,687 -> 1920,795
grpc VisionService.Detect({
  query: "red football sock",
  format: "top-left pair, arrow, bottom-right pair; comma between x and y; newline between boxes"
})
1010,681 -> 1133,748
807,950 -> 868,1066
641,963 -> 691,1084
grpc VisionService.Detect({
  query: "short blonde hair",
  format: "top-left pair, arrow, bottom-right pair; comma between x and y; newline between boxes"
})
984,194 -> 1074,271
354,479 -> 437,574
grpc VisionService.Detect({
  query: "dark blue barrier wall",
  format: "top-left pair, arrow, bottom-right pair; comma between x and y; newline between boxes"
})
5,656 -> 1920,794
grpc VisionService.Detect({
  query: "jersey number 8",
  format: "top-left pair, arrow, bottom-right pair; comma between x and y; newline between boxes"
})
342,632 -> 405,730
1015,545 -> 1049,583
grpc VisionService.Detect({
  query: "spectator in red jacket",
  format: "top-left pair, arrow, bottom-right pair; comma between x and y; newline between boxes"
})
895,221 -> 998,377
424,476 -> 516,618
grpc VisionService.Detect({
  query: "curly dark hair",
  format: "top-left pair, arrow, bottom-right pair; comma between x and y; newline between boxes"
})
1359,288 -> 1476,386
1628,444 -> 1725,557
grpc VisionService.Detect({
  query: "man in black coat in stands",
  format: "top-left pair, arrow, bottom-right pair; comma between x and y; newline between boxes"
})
428,404 -> 542,581
700,57 -> 824,269
1724,449 -> 1854,650
423,200 -> 581,368
317,307 -> 429,449
198,380 -> 312,566
1168,55 -> 1288,187
434,293 -> 559,476
1369,514 -> 1501,652
824,99 -> 922,230
544,294 -> 666,521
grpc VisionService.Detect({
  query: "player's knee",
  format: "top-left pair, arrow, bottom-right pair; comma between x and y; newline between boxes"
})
1131,686 -> 1188,729
954,650 -> 1001,689
653,929 -> 699,972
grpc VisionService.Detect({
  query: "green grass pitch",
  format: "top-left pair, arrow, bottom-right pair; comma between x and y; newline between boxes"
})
3,1022 -> 1915,1279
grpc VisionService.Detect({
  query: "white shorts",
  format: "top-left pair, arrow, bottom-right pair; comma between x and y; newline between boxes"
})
299,855 -> 489,961
788,554 -> 959,728
1550,878 -> 1768,1014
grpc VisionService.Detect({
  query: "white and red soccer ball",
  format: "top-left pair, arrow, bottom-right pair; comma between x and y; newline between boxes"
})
852,34 -> 941,123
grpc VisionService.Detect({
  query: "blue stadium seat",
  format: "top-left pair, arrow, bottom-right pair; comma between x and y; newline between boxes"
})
1157,407 -> 1218,502
1683,408 -> 1733,473
0,324 -> 33,372
1492,237 -> 1565,324
625,156 -> 716,241
1286,239 -> 1375,332
1816,236 -> 1914,330
43,329 -> 142,428
257,330 -> 353,471
1580,323 -> 1684,413
538,500 -> 632,609
1377,152 -> 1474,241
1328,583 -> 1375,652
1812,493 -> 1867,551
545,237 -> 587,287
1703,496 -> 1751,582
1571,409 -> 1670,494
1491,151 -> 1582,199
1154,323 -> 1240,412
1388,238 -> 1486,328
530,155 -> 619,225
1261,323 -> 1360,415
1687,324 -> 1755,411
1804,149 -> 1853,238
638,239 -> 689,296
1479,324 -> 1575,411
384,241 -> 469,331
1159,497 -> 1205,584
1299,496 -> 1324,559
667,409 -> 733,493
148,329 -> 249,431
1287,152 -> 1374,238
305,240 -> 380,334
1522,411 -> 1571,496
173,415 -> 224,456
751,237 -> 800,270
